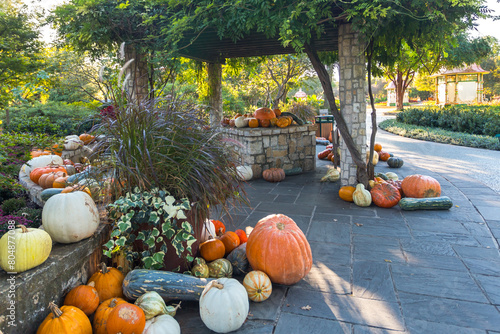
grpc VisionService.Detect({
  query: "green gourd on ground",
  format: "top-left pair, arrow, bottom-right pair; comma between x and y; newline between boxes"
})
399,196 -> 453,210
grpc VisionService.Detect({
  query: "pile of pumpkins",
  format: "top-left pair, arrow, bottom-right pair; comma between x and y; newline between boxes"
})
369,143 -> 405,168
36,263 -> 182,334
222,107 -> 301,129
29,133 -> 95,158
339,172 -> 453,211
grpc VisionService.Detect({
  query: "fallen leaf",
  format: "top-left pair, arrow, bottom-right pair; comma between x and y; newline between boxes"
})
384,259 -> 392,263
301,305 -> 312,311
455,205 -> 459,207
333,219 -> 338,222
286,304 -> 290,307
355,223 -> 363,227
248,312 -> 254,317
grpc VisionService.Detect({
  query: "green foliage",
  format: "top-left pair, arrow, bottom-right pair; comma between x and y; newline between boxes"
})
379,118 -> 500,150
396,106 -> 500,136
1,198 -> 25,215
13,207 -> 42,227
481,47 -> 500,99
280,98 -> 317,123
104,188 -> 197,271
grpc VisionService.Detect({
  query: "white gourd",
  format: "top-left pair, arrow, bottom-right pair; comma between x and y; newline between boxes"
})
199,278 -> 249,333
234,116 -> 249,128
64,138 -> 84,150
142,314 -> 181,334
22,155 -> 64,175
42,192 -> 100,243
385,172 -> 399,181
200,219 -> 216,243
353,183 -> 372,207
236,166 -> 253,181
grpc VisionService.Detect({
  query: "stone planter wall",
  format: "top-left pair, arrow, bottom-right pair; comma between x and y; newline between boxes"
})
0,159 -> 111,333
222,124 -> 317,178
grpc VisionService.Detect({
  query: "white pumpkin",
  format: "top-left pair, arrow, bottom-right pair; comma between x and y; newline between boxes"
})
234,116 -> 249,128
64,138 -> 84,150
385,172 -> 399,181
22,155 -> 64,175
42,192 -> 100,243
65,135 -> 80,140
200,219 -> 216,243
142,314 -> 181,334
0,225 -> 52,273
236,166 -> 253,181
199,278 -> 249,333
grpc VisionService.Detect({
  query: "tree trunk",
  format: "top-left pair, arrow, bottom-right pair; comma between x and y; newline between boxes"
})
305,45 -> 369,186
323,64 -> 335,109
366,39 -> 377,181
395,71 -> 405,110
207,62 -> 223,127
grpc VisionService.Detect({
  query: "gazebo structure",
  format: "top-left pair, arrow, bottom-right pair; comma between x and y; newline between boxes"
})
176,21 -> 368,186
433,64 -> 489,105
386,81 -> 409,107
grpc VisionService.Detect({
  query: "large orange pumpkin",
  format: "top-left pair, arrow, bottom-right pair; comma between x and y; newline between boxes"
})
105,303 -> 145,334
401,174 -> 441,198
200,239 -> 225,262
338,186 -> 356,202
370,183 -> 401,208
37,302 -> 92,334
246,214 -> 312,285
219,231 -> 240,256
254,107 -> 276,121
87,263 -> 125,303
93,298 -> 128,334
63,282 -> 100,316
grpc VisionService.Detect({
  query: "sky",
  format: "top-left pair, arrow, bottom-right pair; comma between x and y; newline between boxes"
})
25,0 -> 500,44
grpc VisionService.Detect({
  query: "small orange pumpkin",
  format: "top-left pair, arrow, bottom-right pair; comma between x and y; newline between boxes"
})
93,298 -> 128,334
270,117 -> 279,127
248,118 -> 259,128
219,231 -> 240,256
276,117 -> 289,128
211,220 -> 225,236
39,172 -> 66,189
87,263 -> 125,303
200,239 -> 225,262
36,302 -> 92,334
30,165 -> 67,184
105,303 -> 145,334
61,185 -> 92,197
235,229 -> 248,244
53,175 -> 69,188
64,282 -> 100,316
378,151 -> 391,161
79,133 -> 95,145
259,119 -> 271,128
339,186 -> 356,202
30,149 -> 51,158
262,168 -> 285,183
273,108 -> 282,117
374,143 -> 382,152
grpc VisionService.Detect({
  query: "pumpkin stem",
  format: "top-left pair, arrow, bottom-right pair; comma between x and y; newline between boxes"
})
109,298 -> 117,308
17,225 -> 29,233
48,302 -> 63,318
88,281 -> 96,288
100,262 -> 109,274
276,222 -> 285,230
212,281 -> 224,290
173,301 -> 182,311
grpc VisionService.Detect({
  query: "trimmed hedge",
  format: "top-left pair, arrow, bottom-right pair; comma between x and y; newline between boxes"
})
396,106 -> 500,137
379,119 -> 500,151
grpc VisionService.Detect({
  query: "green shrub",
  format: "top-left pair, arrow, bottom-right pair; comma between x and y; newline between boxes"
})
396,106 -> 500,136
1,198 -> 26,215
13,207 -> 42,227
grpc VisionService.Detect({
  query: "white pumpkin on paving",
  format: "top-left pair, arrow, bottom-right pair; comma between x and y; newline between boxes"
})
199,278 -> 249,333
42,192 -> 99,243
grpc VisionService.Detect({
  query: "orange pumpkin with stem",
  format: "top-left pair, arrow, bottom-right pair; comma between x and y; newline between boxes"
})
105,303 -> 145,334
338,186 -> 356,202
246,214 -> 312,285
370,183 -> 401,208
36,302 -> 92,334
87,263 -> 125,303
200,239 -> 225,262
401,174 -> 441,198
219,231 -> 240,256
93,298 -> 128,334
63,282 -> 100,316
234,229 -> 248,244
211,220 -> 225,236
374,143 -> 382,152
253,107 -> 276,121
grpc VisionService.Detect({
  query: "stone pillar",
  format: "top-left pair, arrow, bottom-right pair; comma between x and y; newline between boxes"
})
338,23 -> 367,186
207,62 -> 223,127
124,44 -> 149,104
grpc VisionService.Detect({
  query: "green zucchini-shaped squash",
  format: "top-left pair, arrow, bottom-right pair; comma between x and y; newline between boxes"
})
280,112 -> 305,125
375,172 -> 389,180
399,196 -> 453,211
66,169 -> 92,183
123,269 -> 214,301
284,167 -> 303,176
40,188 -> 64,201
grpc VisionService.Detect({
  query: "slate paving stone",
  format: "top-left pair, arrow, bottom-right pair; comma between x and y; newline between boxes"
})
272,194 -> 299,203
462,257 -> 500,276
351,217 -> 412,238
297,261 -> 351,294
270,185 -> 304,195
248,285 -> 287,321
316,204 -> 378,217
391,265 -> 488,303
462,222 -> 496,237
404,318 -> 487,334
218,213 -> 250,231
402,208 -> 484,223
274,312 -> 351,334
475,206 -> 500,221
352,325 -> 407,333
404,252 -> 467,271
308,220 -> 351,245
373,207 -> 405,220
474,236 -> 499,248
253,201 -> 315,216
398,292 -> 500,331
409,232 -> 480,247
310,241 -> 351,267
353,235 -> 406,264
474,274 -> 500,305
285,287 -> 406,331
352,261 -> 397,302
312,212 -> 352,224
405,217 -> 470,235
400,239 -> 456,256
453,244 -> 500,260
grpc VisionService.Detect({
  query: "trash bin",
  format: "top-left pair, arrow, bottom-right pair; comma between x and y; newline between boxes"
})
315,115 -> 335,139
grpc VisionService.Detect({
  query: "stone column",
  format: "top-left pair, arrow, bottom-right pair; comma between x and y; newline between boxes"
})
338,23 -> 367,186
207,62 -> 223,127
124,44 -> 149,104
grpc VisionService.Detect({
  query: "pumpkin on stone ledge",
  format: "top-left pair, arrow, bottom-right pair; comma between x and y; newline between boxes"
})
254,107 -> 276,121
262,168 -> 285,182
